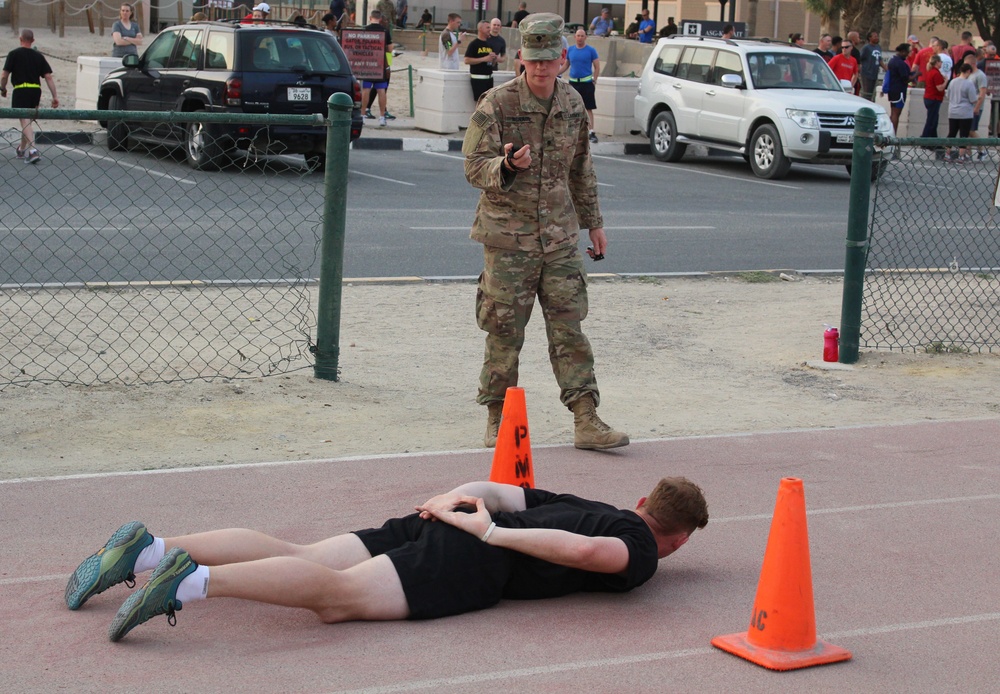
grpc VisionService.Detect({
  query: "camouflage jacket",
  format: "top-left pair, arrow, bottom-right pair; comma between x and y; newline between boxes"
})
463,75 -> 603,252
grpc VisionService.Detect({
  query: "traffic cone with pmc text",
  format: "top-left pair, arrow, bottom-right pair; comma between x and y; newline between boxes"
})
711,477 -> 851,671
488,387 -> 534,489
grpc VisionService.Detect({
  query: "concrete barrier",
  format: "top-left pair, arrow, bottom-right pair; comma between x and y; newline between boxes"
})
414,69 -> 515,134
75,56 -> 123,112
593,77 -> 639,136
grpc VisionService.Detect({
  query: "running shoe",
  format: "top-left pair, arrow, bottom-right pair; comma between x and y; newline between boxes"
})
364,108 -> 375,119
26,148 -> 40,164
589,131 -> 598,144
15,146 -> 24,159
65,521 -> 153,610
384,111 -> 397,120
379,115 -> 387,127
977,151 -> 988,161
109,547 -> 197,642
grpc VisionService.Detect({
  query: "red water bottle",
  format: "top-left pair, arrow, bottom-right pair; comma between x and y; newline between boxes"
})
823,325 -> 839,362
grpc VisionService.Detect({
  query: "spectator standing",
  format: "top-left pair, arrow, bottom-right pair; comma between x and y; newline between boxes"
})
660,17 -> 678,38
911,36 -> 937,83
625,14 -> 641,40
789,33 -> 805,47
721,24 -> 735,40
487,18 -> 507,69
828,39 -> 859,91
322,12 -> 338,36
964,53 -> 989,160
937,39 -> 953,81
511,2 -> 529,28
439,13 -> 463,69
919,54 -> 946,145
977,42 -> 996,71
905,35 -> 921,70
329,0 -> 346,25
560,28 -> 601,143
637,10 -> 655,44
950,31 -> 975,66
111,4 -> 143,58
884,43 -> 912,133
590,8 -> 613,37
846,31 -> 862,94
395,0 -> 408,28
813,34 -> 834,62
465,21 -> 498,102
944,62 -> 978,162
1,29 -> 59,164
361,10 -> 393,127
463,13 -> 629,451
859,30 -> 884,101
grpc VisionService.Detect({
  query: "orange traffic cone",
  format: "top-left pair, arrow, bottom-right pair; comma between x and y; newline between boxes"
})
488,387 -> 534,489
711,477 -> 852,671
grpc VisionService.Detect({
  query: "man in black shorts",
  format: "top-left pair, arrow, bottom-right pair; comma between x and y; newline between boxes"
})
464,20 -> 498,102
1,29 -> 59,164
65,477 -> 708,641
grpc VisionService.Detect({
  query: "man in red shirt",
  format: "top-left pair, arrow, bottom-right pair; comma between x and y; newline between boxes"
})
828,39 -> 859,90
911,37 -> 938,84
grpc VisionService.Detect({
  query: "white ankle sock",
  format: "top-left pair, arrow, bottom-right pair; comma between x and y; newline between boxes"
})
175,565 -> 210,603
134,537 -> 165,573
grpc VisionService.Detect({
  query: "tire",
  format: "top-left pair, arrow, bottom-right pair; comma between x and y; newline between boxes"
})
305,153 -> 326,172
845,158 -> 889,183
185,112 -> 223,171
749,124 -> 791,179
106,94 -> 130,152
649,111 -> 686,162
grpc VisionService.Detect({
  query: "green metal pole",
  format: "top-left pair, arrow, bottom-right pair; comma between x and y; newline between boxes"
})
839,106 -> 876,365
408,65 -> 415,118
313,92 -> 353,381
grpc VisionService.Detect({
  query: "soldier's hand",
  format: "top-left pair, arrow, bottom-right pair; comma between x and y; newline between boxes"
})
503,142 -> 531,171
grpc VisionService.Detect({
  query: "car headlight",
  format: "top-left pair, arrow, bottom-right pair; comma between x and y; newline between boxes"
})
786,109 -> 820,129
876,113 -> 893,132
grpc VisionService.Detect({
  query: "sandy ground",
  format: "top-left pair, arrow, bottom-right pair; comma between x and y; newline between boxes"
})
3,275 -> 999,481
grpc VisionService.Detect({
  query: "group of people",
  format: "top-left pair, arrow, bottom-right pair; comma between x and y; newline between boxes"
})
61,14 -> 700,643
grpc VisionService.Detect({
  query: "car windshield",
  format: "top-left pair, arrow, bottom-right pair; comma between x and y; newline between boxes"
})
747,52 -> 842,91
243,32 -> 344,73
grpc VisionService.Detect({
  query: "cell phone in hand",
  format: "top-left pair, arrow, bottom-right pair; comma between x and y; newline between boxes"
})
587,246 -> 604,261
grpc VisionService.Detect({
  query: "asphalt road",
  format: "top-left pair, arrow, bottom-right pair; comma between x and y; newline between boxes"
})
1,141 -> 966,284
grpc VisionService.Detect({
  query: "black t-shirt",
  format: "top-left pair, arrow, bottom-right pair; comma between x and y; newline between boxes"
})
814,48 -> 834,62
493,488 -> 659,600
512,9 -> 529,26
486,34 -> 506,59
2,47 -> 53,87
364,22 -> 392,45
465,37 -> 494,76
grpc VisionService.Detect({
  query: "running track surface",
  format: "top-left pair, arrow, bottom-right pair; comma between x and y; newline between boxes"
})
2,418 -> 998,692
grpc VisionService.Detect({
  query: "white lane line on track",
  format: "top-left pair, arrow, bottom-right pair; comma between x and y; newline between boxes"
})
0,574 -> 65,586
421,151 -> 464,160
327,612 -> 1000,693
592,153 -> 802,190
55,145 -> 197,185
349,170 -> 416,185
710,492 -> 1000,523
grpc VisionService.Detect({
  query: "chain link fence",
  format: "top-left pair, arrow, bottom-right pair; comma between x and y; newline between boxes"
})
860,139 -> 1000,354
1,115 -> 327,389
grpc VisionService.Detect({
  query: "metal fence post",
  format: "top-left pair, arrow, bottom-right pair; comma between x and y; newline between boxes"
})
839,106 -> 876,364
313,93 -> 354,381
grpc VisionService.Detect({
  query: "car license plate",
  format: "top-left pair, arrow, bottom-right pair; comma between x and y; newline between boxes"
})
836,133 -> 854,144
288,87 -> 311,102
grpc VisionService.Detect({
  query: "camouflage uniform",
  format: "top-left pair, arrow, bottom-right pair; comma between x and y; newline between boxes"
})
463,63 -> 602,408
376,0 -> 396,28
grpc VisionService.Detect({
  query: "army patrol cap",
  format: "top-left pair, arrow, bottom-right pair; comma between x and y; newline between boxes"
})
519,13 -> 565,61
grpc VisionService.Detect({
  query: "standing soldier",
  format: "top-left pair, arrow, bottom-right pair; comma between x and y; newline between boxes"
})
463,13 -> 628,451
1,29 -> 59,163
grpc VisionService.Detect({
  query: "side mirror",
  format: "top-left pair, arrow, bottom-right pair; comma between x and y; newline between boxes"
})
123,53 -> 140,68
721,73 -> 743,88
840,78 -> 852,92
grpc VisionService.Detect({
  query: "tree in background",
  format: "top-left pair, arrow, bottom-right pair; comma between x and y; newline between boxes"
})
920,0 -> 997,42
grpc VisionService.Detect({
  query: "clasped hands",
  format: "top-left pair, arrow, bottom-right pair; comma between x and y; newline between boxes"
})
416,493 -> 492,539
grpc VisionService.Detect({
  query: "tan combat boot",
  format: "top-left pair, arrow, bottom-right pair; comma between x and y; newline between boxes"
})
485,402 -> 504,447
571,395 -> 629,450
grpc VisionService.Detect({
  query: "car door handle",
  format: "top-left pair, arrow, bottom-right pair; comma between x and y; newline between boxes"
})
705,90 -> 716,96
672,83 -> 682,89
152,79 -> 160,86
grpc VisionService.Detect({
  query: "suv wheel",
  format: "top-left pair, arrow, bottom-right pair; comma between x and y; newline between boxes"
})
749,124 -> 791,180
107,94 -> 130,152
650,112 -> 686,163
185,113 -> 224,171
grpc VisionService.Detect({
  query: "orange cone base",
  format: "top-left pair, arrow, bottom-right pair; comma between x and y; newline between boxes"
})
711,632 -> 852,671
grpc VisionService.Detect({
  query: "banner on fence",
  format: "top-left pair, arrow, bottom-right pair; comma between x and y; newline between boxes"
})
341,30 -> 387,82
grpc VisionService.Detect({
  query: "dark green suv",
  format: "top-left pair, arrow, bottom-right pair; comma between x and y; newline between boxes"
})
98,20 -> 363,170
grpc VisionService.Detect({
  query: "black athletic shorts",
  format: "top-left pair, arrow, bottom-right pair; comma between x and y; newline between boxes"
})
11,87 -> 41,109
569,80 -> 597,110
354,513 -> 512,619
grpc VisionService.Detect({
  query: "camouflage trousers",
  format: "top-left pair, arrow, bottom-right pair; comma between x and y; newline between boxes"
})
475,244 -> 599,408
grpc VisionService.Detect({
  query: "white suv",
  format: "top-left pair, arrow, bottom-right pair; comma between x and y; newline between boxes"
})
634,36 -> 894,179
